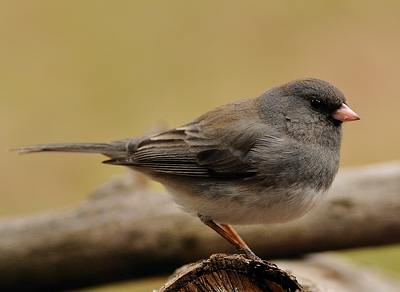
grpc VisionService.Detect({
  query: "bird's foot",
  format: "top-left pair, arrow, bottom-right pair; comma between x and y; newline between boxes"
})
242,248 -> 262,261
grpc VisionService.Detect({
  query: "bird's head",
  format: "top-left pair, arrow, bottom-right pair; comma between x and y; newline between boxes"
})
260,78 -> 360,149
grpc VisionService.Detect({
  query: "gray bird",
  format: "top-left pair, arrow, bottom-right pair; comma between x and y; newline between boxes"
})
18,78 -> 360,260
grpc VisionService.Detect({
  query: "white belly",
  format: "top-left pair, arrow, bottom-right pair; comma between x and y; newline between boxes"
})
166,183 -> 325,225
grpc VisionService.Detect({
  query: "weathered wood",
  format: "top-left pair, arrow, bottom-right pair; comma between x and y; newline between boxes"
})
0,162 -> 399,290
275,255 -> 400,292
160,253 -> 400,292
159,254 -> 309,292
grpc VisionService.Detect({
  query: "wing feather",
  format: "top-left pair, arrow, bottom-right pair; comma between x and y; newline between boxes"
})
106,99 -> 279,179
105,124 -> 257,178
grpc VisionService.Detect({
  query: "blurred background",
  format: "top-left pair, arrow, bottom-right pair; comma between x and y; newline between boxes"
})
1,0 -> 399,290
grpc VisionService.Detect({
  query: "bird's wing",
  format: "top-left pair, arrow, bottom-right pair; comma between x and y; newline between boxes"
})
105,99 -> 279,179
104,124 -> 255,178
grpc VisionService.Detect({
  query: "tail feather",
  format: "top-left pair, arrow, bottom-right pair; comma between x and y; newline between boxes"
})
15,142 -> 127,157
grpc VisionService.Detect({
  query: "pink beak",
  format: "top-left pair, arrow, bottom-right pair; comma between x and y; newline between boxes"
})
332,103 -> 360,122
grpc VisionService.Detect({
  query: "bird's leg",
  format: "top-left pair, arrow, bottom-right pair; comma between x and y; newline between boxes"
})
219,224 -> 260,261
198,214 -> 260,261
220,223 -> 251,250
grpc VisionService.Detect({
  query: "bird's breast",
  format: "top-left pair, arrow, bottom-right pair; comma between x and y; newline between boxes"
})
164,180 -> 325,225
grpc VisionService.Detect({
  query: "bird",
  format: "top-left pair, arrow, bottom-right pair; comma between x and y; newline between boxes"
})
17,78 -> 359,260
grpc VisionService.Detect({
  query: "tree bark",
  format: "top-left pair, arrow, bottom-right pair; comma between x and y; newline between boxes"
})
0,162 -> 399,290
159,253 -> 400,292
159,254 -> 309,292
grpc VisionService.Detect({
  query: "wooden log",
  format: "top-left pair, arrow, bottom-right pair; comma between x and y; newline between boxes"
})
0,162 -> 399,290
159,253 -> 400,292
159,254 -> 311,292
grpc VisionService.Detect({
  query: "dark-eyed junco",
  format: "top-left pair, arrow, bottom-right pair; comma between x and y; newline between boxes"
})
18,78 -> 359,260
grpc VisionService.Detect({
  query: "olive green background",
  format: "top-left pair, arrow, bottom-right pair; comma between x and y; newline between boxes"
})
1,1 -> 399,291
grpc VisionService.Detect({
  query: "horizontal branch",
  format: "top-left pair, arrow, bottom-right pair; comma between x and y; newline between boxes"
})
0,162 -> 399,290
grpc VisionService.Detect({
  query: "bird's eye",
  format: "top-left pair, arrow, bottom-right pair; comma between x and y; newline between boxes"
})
311,98 -> 322,109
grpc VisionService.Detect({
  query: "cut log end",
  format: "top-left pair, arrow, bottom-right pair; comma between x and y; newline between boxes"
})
159,254 -> 317,292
